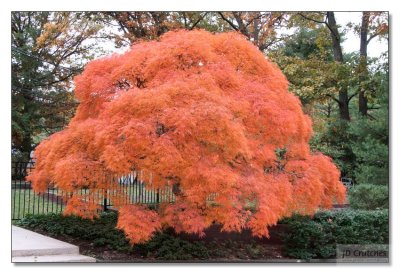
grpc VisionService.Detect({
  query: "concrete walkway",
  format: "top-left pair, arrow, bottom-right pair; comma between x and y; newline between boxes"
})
12,226 -> 96,262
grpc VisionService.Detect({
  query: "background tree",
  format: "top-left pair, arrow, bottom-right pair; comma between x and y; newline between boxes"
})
97,12 -> 212,47
27,30 -> 346,244
294,12 -> 352,121
12,12 -> 102,161
269,27 -> 339,108
99,12 -> 172,47
217,12 -> 288,52
355,12 -> 388,116
268,23 -> 354,176
268,12 -> 388,183
348,60 -> 389,209
100,12 -> 289,51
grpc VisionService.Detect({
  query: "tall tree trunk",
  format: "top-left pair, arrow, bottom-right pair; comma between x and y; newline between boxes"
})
253,14 -> 260,46
327,12 -> 351,121
20,90 -> 34,161
358,12 -> 370,116
21,132 -> 32,160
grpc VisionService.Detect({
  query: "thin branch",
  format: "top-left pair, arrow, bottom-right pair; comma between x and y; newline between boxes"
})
217,12 -> 239,31
244,13 -> 264,28
367,32 -> 381,44
326,94 -> 340,104
298,12 -> 339,41
347,92 -> 358,103
297,12 -> 325,24
182,12 -> 188,28
232,12 -> 249,37
258,37 -> 286,51
189,12 -> 208,30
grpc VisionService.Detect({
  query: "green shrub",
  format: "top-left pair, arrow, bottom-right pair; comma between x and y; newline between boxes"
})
134,232 -> 210,260
282,209 -> 389,260
16,212 -> 209,260
17,212 -> 132,252
245,244 -> 262,259
349,184 -> 389,210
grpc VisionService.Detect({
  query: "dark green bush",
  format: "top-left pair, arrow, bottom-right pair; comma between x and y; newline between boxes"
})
134,232 -> 209,260
282,209 -> 389,260
349,184 -> 389,210
16,212 -> 209,260
17,212 -> 132,252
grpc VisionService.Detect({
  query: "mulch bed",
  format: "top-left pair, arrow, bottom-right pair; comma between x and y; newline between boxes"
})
28,227 -> 288,262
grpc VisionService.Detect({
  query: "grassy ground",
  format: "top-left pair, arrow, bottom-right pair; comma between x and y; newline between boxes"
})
11,189 -> 64,220
11,184 -> 174,221
105,185 -> 176,204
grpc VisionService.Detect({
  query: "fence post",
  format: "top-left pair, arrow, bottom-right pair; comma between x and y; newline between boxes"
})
103,189 -> 108,211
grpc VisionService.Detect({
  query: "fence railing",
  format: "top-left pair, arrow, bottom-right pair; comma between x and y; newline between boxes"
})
11,162 -> 176,220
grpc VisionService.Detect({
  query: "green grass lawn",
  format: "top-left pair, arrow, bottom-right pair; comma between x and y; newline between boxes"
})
106,184 -> 176,204
11,184 -> 176,220
11,181 -> 258,222
11,188 -> 65,220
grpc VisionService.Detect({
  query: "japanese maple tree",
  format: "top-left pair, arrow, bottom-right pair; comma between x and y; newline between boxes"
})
27,30 -> 346,244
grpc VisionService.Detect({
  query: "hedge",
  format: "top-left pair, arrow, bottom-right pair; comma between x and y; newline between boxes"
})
16,212 -> 210,260
281,209 -> 389,260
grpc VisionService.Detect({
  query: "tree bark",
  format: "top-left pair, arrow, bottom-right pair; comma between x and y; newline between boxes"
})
327,12 -> 351,121
358,12 -> 370,116
21,132 -> 32,160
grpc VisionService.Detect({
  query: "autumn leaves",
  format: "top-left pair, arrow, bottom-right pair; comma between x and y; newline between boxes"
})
28,30 -> 346,244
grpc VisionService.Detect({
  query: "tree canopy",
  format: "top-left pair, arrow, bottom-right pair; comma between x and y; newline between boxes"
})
27,30 -> 346,244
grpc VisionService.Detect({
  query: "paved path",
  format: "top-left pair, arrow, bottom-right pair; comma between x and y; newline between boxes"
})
12,226 -> 96,262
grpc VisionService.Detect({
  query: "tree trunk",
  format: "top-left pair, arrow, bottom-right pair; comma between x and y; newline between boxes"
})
21,132 -> 32,161
358,11 -> 370,116
20,91 -> 34,161
327,12 -> 351,121
253,15 -> 260,46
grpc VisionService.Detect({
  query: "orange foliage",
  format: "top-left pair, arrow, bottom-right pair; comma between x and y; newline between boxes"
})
27,30 -> 346,244
117,205 -> 161,244
63,195 -> 101,220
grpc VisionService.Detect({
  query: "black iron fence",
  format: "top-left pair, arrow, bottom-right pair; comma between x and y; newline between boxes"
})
11,162 -> 176,220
